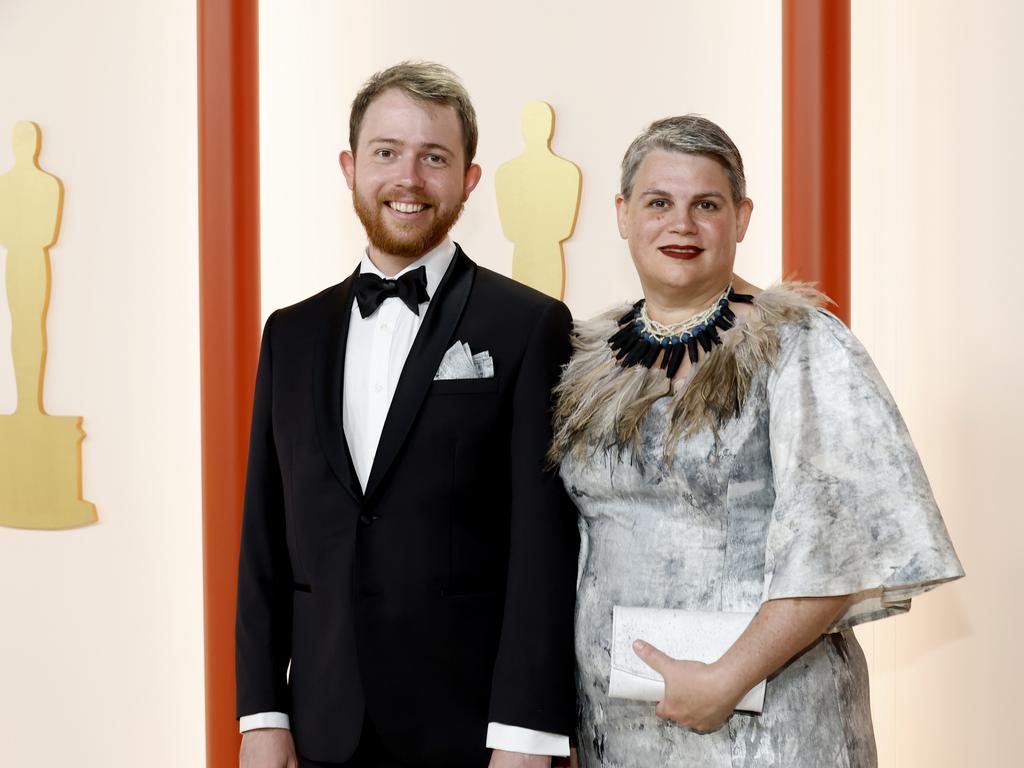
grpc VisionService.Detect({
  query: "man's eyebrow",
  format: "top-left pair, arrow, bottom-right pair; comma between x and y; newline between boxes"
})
419,142 -> 454,155
365,138 -> 454,156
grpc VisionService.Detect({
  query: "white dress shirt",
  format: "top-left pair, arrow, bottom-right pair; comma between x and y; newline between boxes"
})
240,239 -> 569,757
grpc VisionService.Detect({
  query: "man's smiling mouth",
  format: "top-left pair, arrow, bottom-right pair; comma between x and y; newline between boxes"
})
387,201 -> 429,214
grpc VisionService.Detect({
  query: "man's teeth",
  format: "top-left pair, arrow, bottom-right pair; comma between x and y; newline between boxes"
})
389,202 -> 427,213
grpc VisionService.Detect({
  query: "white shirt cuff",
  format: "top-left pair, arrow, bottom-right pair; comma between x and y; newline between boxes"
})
239,712 -> 291,733
486,722 -> 570,757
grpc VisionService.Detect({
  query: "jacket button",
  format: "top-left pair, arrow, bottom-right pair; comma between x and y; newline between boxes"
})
359,513 -> 381,526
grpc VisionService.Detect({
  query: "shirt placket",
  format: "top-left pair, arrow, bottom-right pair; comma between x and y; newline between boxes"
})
366,298 -> 400,458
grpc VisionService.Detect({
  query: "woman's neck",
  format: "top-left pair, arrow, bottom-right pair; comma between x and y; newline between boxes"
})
644,279 -> 733,326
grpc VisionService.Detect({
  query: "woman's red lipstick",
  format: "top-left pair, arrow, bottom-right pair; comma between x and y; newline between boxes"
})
659,245 -> 704,260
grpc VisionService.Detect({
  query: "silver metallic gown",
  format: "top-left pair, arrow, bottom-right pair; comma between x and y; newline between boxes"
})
554,285 -> 964,767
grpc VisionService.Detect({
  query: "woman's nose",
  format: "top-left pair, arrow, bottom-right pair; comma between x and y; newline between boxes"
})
668,208 -> 696,235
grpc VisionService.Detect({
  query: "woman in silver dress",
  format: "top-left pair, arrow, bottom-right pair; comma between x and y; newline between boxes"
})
551,115 -> 963,767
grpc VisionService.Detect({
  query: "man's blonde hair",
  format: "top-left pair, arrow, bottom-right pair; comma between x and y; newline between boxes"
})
349,61 -> 478,167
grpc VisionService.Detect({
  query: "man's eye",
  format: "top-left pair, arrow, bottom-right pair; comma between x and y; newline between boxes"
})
696,200 -> 718,211
650,199 -> 669,209
425,154 -> 446,165
376,149 -> 394,159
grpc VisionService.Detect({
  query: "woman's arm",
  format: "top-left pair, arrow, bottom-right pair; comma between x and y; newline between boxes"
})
634,595 -> 850,732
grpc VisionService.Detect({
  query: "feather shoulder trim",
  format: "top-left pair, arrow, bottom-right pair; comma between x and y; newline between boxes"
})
550,281 -> 829,463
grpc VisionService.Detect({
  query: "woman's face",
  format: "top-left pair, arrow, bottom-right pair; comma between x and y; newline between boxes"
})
616,149 -> 752,303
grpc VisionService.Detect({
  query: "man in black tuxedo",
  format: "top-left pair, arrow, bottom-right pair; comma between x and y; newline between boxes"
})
236,62 -> 579,768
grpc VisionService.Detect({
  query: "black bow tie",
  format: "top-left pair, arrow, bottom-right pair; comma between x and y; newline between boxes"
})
354,266 -> 430,319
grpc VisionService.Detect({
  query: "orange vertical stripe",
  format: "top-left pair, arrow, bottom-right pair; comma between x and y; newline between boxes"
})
783,0 -> 850,323
198,1 -> 260,766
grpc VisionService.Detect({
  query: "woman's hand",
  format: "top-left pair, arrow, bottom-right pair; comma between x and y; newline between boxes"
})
632,596 -> 852,733
633,639 -> 740,732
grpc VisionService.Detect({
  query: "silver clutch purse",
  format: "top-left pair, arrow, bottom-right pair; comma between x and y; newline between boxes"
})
609,605 -> 767,714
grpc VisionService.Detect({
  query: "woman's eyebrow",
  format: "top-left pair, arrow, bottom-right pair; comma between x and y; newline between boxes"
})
640,189 -> 726,200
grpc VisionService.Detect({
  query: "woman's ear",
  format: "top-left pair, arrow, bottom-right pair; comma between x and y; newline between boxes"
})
735,198 -> 753,242
615,194 -> 629,240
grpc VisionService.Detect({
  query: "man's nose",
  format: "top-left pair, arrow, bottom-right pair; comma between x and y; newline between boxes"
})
396,156 -> 424,188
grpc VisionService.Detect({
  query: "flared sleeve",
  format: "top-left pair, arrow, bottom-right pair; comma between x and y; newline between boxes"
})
763,309 -> 964,630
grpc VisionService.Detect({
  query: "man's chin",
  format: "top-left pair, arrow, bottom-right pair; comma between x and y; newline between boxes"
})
368,228 -> 447,260
353,195 -> 462,260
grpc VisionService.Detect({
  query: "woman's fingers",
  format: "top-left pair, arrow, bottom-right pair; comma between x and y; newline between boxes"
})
633,639 -> 674,674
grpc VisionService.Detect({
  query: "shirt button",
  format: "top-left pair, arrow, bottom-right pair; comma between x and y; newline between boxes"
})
380,323 -> 391,333
373,383 -> 384,394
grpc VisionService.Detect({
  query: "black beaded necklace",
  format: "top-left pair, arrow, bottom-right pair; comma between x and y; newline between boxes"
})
607,284 -> 754,379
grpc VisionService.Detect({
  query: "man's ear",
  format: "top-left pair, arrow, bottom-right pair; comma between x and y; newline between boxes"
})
462,163 -> 482,201
339,150 -> 356,191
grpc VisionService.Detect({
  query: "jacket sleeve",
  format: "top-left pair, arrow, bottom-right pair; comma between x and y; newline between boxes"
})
235,311 -> 294,718
488,299 -> 580,736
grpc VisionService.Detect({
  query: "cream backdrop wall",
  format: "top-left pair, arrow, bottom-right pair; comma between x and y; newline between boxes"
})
0,1 -> 204,766
851,2 -> 1023,766
0,0 -> 1016,766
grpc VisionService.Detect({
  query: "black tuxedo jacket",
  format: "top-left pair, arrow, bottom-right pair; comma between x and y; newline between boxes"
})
236,246 -> 579,765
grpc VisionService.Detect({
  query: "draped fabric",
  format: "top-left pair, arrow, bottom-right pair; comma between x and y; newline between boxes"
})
560,286 -> 963,767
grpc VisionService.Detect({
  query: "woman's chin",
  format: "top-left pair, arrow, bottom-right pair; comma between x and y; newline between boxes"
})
643,266 -> 732,296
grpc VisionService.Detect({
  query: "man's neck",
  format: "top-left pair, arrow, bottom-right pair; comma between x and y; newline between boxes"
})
366,248 -> 424,278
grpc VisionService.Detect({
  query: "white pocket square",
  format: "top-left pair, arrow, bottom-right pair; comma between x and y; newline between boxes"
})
434,341 -> 494,380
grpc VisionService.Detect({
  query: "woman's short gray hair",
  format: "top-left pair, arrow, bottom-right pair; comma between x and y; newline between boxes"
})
620,115 -> 746,203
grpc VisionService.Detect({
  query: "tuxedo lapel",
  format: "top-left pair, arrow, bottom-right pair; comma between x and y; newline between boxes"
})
312,268 -> 363,504
363,246 -> 475,501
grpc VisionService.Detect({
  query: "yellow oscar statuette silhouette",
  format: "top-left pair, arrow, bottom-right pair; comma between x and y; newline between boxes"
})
0,121 -> 96,529
496,102 -> 581,300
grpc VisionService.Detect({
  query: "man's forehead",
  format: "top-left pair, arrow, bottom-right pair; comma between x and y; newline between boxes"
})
364,88 -> 458,122
358,91 -> 464,154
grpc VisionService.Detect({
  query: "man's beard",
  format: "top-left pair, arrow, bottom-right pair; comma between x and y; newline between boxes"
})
352,185 -> 463,259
